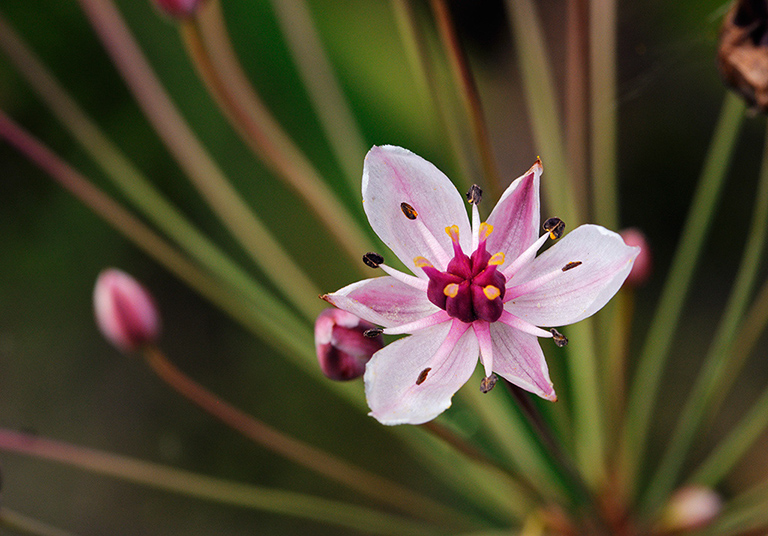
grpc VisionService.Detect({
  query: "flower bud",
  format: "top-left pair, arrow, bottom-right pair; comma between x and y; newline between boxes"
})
658,486 -> 722,533
151,0 -> 203,19
314,309 -> 383,381
620,228 -> 652,287
93,269 -> 160,353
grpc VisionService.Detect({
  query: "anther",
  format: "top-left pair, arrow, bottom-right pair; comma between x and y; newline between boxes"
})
550,328 -> 568,347
400,202 -> 418,220
562,261 -> 582,272
363,252 -> 384,268
416,367 -> 431,385
480,374 -> 497,393
414,256 -> 433,268
543,217 -> 565,240
364,328 -> 384,338
466,184 -> 483,205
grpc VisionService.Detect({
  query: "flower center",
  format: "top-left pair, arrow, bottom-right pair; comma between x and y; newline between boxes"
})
418,224 -> 506,323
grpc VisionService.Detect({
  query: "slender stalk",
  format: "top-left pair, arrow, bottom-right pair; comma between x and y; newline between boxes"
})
142,346 -> 473,529
700,481 -> 768,536
590,0 -> 619,229
267,0 -> 368,195
0,510 -> 82,536
429,0 -> 502,199
641,121 -> 768,515
0,429 -> 441,536
77,0 -> 325,317
504,0 -> 580,226
619,92 -> 746,500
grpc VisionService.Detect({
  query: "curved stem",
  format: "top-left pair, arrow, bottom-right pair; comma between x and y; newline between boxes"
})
142,346 -> 474,530
0,429 -> 441,536
619,91 -> 745,501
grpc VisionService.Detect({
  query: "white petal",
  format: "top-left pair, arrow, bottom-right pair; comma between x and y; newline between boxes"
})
363,146 -> 471,273
490,322 -> 556,400
364,321 -> 478,425
506,225 -> 639,326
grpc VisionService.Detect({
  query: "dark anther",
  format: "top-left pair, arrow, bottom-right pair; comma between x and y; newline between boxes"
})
466,184 -> 483,205
416,367 -> 431,385
364,328 -> 384,338
550,328 -> 568,347
543,217 -> 566,239
362,252 -> 384,268
400,202 -> 418,220
480,374 -> 497,393
562,261 -> 582,272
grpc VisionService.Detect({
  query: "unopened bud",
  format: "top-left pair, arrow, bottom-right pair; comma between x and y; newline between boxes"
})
314,309 -> 383,381
620,228 -> 652,287
93,269 -> 160,353
151,0 -> 203,19
658,485 -> 722,532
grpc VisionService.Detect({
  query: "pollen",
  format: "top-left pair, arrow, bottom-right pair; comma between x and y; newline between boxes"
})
445,225 -> 460,242
478,222 -> 494,241
444,283 -> 459,298
488,252 -> 505,265
414,256 -> 433,268
483,285 -> 501,300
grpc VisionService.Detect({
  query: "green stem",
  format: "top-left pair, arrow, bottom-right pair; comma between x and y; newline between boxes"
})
143,346 -> 473,529
429,0 -> 502,200
77,0 -> 325,317
640,118 -> 768,516
0,429 -> 441,536
619,91 -> 745,500
0,510 -> 82,536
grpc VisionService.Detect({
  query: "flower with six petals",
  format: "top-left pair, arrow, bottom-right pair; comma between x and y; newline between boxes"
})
323,146 -> 639,425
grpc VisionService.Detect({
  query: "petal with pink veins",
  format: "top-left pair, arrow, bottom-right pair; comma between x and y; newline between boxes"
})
506,225 -> 639,326
490,322 -> 556,400
364,321 -> 478,425
324,276 -> 438,328
363,146 -> 471,273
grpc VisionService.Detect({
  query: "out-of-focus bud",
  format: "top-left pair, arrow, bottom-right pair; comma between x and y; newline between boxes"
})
620,228 -> 652,287
152,0 -> 203,19
314,309 -> 383,381
93,269 -> 160,353
718,0 -> 768,112
658,486 -> 722,533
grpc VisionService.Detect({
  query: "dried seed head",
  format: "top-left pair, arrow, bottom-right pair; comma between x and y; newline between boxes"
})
550,328 -> 568,347
466,184 -> 483,205
400,202 -> 418,220
362,252 -> 384,268
315,309 -> 383,381
543,217 -> 566,239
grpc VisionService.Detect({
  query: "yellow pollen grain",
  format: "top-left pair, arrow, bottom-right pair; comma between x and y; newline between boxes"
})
414,256 -> 433,268
478,222 -> 494,241
483,285 -> 501,300
444,225 -> 460,242
488,252 -> 505,265
444,283 -> 459,298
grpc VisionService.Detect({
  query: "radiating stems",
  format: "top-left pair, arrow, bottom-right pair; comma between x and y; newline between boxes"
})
187,0 -> 374,268
640,120 -> 768,516
429,0 -> 502,200
267,0 -> 368,196
0,510 -> 82,536
0,429 -> 441,536
504,0 -> 580,226
619,92 -> 746,500
77,0 -> 326,318
142,345 -> 472,530
589,0 -> 619,229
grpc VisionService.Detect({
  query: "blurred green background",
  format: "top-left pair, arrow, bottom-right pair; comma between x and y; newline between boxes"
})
1,0 -> 767,534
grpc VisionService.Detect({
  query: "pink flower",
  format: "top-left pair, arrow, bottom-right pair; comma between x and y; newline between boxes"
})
315,308 -> 383,381
620,228 -> 652,287
93,268 -> 160,353
152,0 -> 202,19
323,146 -> 639,425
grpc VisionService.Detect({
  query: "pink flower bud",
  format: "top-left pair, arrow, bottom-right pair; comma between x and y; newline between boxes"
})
152,0 -> 203,19
314,309 -> 383,381
93,269 -> 160,353
659,486 -> 722,532
620,228 -> 652,287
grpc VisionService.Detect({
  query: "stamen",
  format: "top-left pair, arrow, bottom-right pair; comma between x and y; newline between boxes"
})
502,233 -> 549,279
364,328 -> 384,338
562,261 -> 582,272
488,252 -> 505,266
483,285 -> 501,300
466,184 -> 482,205
505,265 -> 567,302
500,311 -> 554,338
471,203 -> 480,252
383,310 -> 451,335
400,202 -> 418,220
480,374 -> 497,393
478,222 -> 493,242
473,321 -> 494,377
543,217 -> 565,239
550,328 -> 568,347
380,263 -> 429,291
363,252 -> 384,268
444,283 -> 459,298
415,219 -> 451,269
416,367 -> 431,385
